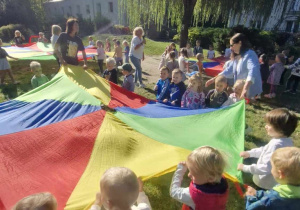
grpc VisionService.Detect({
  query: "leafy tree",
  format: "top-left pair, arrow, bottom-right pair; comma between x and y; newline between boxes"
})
119,0 -> 289,47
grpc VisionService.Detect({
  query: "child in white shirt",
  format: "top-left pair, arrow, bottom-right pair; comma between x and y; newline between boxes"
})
96,40 -> 105,74
222,79 -> 245,107
207,45 -> 215,59
238,108 -> 298,189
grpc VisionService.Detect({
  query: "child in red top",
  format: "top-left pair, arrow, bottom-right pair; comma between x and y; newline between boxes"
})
170,146 -> 229,210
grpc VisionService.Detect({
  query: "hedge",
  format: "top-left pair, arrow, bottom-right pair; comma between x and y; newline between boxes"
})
0,24 -> 33,43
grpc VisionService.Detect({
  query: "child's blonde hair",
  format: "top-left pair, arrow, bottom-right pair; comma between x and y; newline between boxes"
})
133,27 -> 144,36
189,74 -> 203,93
172,68 -> 183,78
215,75 -> 227,84
100,167 -> 139,209
51,25 -> 62,36
30,61 -> 42,70
272,147 -> 300,185
106,57 -> 116,66
187,146 -> 226,183
122,40 -> 128,45
233,79 -> 245,90
12,192 -> 57,210
15,30 -> 21,36
196,53 -> 204,61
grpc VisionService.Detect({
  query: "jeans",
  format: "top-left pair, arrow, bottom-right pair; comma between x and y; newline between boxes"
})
125,55 -> 129,63
130,55 -> 143,83
286,74 -> 300,92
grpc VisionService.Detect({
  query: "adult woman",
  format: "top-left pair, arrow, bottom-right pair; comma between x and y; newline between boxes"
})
129,27 -> 146,88
205,33 -> 262,99
54,18 -> 87,69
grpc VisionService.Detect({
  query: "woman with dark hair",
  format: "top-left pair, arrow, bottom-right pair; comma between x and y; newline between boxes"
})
54,18 -> 87,69
206,33 -> 262,99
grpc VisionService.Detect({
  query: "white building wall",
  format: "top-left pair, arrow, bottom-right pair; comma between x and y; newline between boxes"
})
44,0 -> 120,24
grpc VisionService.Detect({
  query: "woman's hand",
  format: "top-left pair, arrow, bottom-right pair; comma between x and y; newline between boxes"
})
205,78 -> 215,87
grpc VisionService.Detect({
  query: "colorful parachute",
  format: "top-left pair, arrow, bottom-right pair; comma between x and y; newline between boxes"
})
0,65 -> 244,210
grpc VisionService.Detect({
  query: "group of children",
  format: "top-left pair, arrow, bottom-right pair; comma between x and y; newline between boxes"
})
11,107 -> 300,210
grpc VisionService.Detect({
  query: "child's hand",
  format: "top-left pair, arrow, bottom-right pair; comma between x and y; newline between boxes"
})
171,101 -> 176,106
138,177 -> 144,192
240,151 -> 250,159
163,99 -> 168,103
154,85 -> 158,91
94,192 -> 102,206
178,161 -> 186,166
237,163 -> 244,171
205,78 -> 214,87
245,186 -> 257,197
14,58 -> 19,61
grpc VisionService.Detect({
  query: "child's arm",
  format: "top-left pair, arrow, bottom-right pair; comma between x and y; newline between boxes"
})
90,192 -> 102,210
181,91 -> 187,108
7,55 -> 18,60
170,163 -> 195,208
287,58 -> 300,70
157,80 -> 170,101
136,178 -> 152,210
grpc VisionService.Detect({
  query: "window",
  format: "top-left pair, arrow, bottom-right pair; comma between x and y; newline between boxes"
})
69,6 -> 72,16
77,5 -> 80,14
97,3 -> 101,14
86,5 -> 90,14
109,2 -> 113,12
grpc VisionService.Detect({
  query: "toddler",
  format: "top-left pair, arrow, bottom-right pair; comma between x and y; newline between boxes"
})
186,43 -> 193,57
38,32 -> 48,43
178,48 -> 189,74
181,74 -> 205,109
105,38 -> 111,52
222,79 -> 245,107
205,75 -> 228,108
284,57 -> 300,95
265,53 -> 285,98
238,108 -> 297,190
113,40 -> 123,66
103,57 -> 118,84
13,30 -> 25,46
245,147 -> 300,209
96,40 -> 105,74
224,44 -> 231,58
166,51 -> 179,79
50,25 -> 62,67
207,45 -> 215,59
119,63 -> 135,92
123,40 -> 130,63
170,42 -> 178,58
259,54 -> 269,84
163,69 -> 186,107
89,36 -> 95,46
154,66 -> 170,101
13,192 -> 57,210
90,167 -> 151,210
193,40 -> 203,56
30,61 -> 49,88
170,146 -> 229,210
195,53 -> 204,77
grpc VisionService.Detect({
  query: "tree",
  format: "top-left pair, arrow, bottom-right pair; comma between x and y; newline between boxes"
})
119,0 -> 289,47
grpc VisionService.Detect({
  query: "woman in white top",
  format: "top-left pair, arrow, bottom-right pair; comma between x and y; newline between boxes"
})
129,27 -> 146,88
50,25 -> 62,67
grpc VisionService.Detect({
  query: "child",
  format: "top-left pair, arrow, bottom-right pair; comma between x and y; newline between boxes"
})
122,40 -> 130,63
119,63 -> 135,92
193,40 -> 203,56
0,38 -> 18,84
205,75 -> 228,108
90,167 -> 151,210
166,51 -> 179,79
195,53 -> 204,77
103,57 -> 118,84
30,61 -> 49,88
245,147 -> 300,209
222,79 -> 245,107
238,108 -> 297,190
207,45 -> 215,59
96,40 -> 105,74
284,57 -> 300,94
170,146 -> 229,210
13,30 -> 25,46
50,25 -> 62,66
259,54 -> 269,84
12,192 -> 57,210
265,53 -> 285,98
89,36 -> 95,46
181,74 -> 205,109
113,41 -> 123,66
105,38 -> 111,52
186,43 -> 193,57
178,48 -> 189,74
163,69 -> 186,107
170,42 -> 178,58
224,44 -> 231,58
38,32 -> 48,43
154,66 -> 170,101
158,45 -> 172,70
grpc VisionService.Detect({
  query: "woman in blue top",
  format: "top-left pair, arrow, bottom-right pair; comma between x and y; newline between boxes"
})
206,33 -> 262,99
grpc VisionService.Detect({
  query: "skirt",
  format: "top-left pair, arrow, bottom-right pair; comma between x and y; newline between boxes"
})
0,58 -> 10,70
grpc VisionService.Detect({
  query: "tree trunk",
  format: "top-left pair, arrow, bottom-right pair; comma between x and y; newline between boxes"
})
179,0 -> 197,48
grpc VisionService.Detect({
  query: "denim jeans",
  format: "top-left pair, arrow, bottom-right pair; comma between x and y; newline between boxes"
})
130,55 -> 143,83
286,74 -> 300,92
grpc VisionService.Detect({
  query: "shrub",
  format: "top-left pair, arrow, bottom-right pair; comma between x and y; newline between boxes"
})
109,25 -> 131,35
0,24 -> 34,43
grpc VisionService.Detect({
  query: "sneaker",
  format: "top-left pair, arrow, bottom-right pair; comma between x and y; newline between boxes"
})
139,83 -> 145,88
135,82 -> 139,87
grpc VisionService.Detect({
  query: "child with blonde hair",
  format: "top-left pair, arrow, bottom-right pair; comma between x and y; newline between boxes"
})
205,75 -> 228,108
50,25 -> 62,66
13,30 -> 25,46
154,66 -> 170,101
222,79 -> 245,107
195,53 -> 204,76
103,57 -> 118,84
245,147 -> 300,209
105,38 -> 111,52
96,40 -> 105,73
89,36 -> 95,46
186,43 -> 193,57
181,74 -> 205,109
207,45 -> 215,59
90,167 -> 151,210
170,146 -> 229,210
30,61 -> 49,88
238,108 -> 298,190
113,40 -> 123,66
122,40 -> 130,63
13,192 -> 57,210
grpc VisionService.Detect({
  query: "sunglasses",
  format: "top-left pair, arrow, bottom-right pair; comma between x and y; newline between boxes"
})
230,43 -> 236,47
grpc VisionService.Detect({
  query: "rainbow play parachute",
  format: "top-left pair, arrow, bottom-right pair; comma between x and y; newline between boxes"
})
0,65 -> 244,209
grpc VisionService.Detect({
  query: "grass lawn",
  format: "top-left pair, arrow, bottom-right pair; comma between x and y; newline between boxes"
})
1,36 -> 299,209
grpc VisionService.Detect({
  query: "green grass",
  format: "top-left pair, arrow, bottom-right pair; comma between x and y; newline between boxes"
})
1,36 -> 300,209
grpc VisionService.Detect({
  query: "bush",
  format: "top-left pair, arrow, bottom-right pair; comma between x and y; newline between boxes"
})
0,24 -> 34,43
94,13 -> 111,31
109,25 -> 131,35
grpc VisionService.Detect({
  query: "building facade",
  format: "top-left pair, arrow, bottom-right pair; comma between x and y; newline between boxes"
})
43,0 -> 120,24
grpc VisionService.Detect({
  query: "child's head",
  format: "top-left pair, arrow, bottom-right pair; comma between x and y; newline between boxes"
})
170,42 -> 176,49
118,63 -> 133,76
122,40 -> 128,46
112,38 -> 117,43
186,43 -> 191,49
271,147 -> 300,185
96,40 -> 103,47
264,108 -> 298,138
106,38 -> 109,42
89,36 -> 93,41
116,40 -> 120,46
275,53 -> 285,64
180,48 -> 188,58
196,40 -> 201,46
106,57 -> 116,70
51,25 -> 62,36
12,192 -> 57,210
15,30 -> 21,37
187,146 -> 226,185
169,51 -> 176,61
39,32 -> 44,38
159,66 -> 169,80
66,18 -> 79,34
259,53 -> 268,64
196,53 -> 204,62
188,74 -> 202,93
100,167 -> 139,210
30,61 -> 42,77
209,45 -> 213,50
233,79 -> 245,97
215,75 -> 227,93
172,69 -> 183,84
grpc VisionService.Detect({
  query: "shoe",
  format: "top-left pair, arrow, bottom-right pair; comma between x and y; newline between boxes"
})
135,82 -> 139,87
283,89 -> 291,93
139,83 -> 145,88
264,94 -> 273,98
